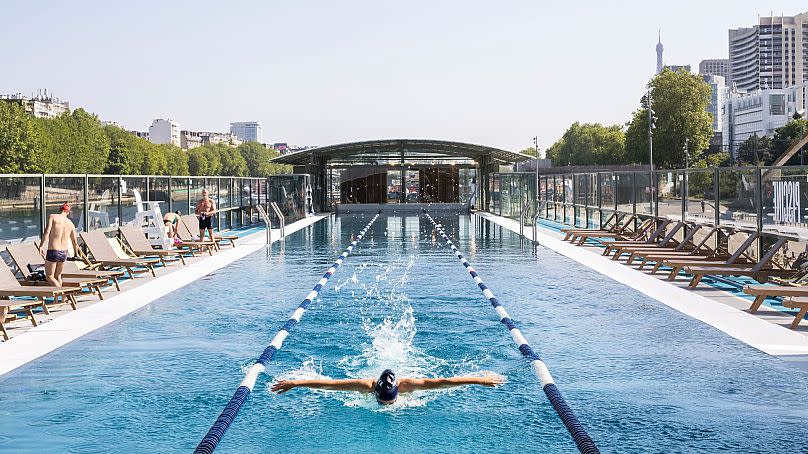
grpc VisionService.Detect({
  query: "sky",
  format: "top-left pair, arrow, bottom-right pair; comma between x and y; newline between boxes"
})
1,1 -> 804,151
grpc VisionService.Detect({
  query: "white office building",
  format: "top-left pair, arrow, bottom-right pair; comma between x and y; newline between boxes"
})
148,119 -> 181,147
703,75 -> 727,132
230,121 -> 263,143
722,83 -> 808,158
699,59 -> 729,79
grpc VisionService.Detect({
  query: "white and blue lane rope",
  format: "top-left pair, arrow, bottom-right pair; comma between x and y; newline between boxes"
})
424,212 -> 599,454
194,213 -> 380,454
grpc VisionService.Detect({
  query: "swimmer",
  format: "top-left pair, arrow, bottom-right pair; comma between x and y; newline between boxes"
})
271,369 -> 505,405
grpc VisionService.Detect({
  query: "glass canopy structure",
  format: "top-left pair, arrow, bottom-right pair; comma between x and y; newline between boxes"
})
271,139 -> 531,211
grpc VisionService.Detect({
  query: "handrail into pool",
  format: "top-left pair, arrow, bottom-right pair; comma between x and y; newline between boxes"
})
194,212 -> 381,454
424,211 -> 600,454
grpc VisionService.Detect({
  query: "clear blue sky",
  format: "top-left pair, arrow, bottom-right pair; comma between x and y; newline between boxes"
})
1,1 -> 803,151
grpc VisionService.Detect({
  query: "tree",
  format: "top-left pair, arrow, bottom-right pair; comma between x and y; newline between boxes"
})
0,101 -> 46,173
188,148 -> 209,175
625,68 -> 713,168
769,119 -> 808,165
37,108 -> 110,174
163,145 -> 189,176
736,134 -> 773,165
103,125 -> 134,174
238,141 -> 276,177
219,146 -> 248,176
545,122 -> 626,165
519,147 -> 538,157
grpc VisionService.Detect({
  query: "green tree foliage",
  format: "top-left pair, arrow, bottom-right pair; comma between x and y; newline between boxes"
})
545,122 -> 626,165
736,134 -> 773,165
1,102 -> 292,177
769,119 -> 808,165
37,108 -> 110,173
519,147 -> 537,157
0,102 -> 47,173
625,69 -> 713,168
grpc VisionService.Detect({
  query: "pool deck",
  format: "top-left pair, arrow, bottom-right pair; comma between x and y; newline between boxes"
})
476,212 -> 808,363
0,214 -> 329,377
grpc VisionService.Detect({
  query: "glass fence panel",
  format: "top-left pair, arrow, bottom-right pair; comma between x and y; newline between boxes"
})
761,168 -> 808,237
0,176 -> 42,243
599,173 -> 615,210
586,173 -> 598,207
562,175 -> 573,224
268,175 -> 307,223
87,176 -> 118,229
500,175 -> 513,218
685,170 -> 715,223
718,168 -> 758,230
120,176 -> 147,225
171,177 -> 190,217
614,172 -> 633,214
149,177 -> 171,212
45,176 -> 84,235
634,172 -> 654,216
657,171 -> 683,220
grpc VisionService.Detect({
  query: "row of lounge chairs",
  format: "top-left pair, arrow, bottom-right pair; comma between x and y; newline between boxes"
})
0,216 -> 238,340
560,213 -> 808,329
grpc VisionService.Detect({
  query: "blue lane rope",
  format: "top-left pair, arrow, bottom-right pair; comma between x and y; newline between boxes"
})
194,213 -> 380,454
424,212 -> 600,454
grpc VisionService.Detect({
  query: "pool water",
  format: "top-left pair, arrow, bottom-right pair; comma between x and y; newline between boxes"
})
2,214 -> 808,453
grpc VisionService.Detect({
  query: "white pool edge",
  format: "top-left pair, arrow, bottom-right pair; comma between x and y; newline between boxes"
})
475,212 -> 808,358
0,215 -> 329,377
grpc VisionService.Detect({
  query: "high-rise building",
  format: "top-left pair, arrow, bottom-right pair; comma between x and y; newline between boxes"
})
230,121 -> 263,143
148,119 -> 181,147
699,59 -> 729,79
703,75 -> 727,133
729,11 -> 808,92
664,64 -> 692,73
656,32 -> 664,75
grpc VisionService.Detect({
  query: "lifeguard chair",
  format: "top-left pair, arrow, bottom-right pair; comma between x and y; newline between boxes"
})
128,189 -> 170,249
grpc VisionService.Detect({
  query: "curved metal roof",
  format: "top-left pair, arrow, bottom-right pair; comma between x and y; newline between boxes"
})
271,139 -> 531,165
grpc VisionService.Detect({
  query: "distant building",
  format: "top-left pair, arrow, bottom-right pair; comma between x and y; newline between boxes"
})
131,131 -> 149,141
703,74 -> 727,132
230,121 -> 263,143
664,64 -> 692,73
273,142 -> 289,153
656,33 -> 664,74
729,11 -> 808,92
149,119 -> 181,147
699,59 -> 729,79
101,120 -> 121,128
0,91 -> 69,118
180,130 -> 204,150
722,82 -> 808,159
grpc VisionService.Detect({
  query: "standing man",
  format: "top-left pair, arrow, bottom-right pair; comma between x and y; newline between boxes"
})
39,202 -> 80,287
195,189 -> 216,242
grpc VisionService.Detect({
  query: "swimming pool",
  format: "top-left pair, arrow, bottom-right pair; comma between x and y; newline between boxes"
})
2,214 -> 808,453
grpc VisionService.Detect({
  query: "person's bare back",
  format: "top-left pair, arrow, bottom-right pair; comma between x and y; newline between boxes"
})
39,203 -> 80,286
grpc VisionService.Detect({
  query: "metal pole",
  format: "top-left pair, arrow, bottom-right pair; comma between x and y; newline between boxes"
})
647,90 -> 654,171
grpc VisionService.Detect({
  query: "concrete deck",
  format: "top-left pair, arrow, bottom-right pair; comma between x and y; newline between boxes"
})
0,215 -> 328,377
476,212 -> 808,362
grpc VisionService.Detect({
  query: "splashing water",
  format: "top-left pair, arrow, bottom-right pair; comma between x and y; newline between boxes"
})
268,254 -> 491,411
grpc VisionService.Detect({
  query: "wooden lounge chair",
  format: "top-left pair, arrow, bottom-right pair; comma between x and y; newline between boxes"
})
80,231 -> 158,278
180,215 -> 236,249
174,216 -> 216,256
6,244 -> 112,299
683,238 -> 797,288
119,225 -> 186,266
0,260 -> 81,313
608,221 -> 687,263
1,299 -> 47,340
571,217 -> 655,247
638,226 -> 719,271
562,213 -> 632,241
600,219 -> 672,256
743,284 -> 808,314
661,231 -> 759,280
781,297 -> 808,329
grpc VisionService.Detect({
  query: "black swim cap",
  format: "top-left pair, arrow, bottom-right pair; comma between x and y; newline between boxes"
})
374,369 -> 398,404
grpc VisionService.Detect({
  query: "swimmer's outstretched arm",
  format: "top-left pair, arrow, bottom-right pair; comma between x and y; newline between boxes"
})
271,379 -> 375,394
398,375 -> 505,393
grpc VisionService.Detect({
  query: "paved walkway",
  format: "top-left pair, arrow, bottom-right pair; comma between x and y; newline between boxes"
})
0,215 -> 328,377
476,212 -> 808,364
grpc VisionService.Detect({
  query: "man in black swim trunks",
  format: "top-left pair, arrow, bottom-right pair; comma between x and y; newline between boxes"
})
195,189 -> 216,242
39,202 -> 80,287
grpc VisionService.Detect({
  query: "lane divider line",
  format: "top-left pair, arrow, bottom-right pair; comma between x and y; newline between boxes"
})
424,211 -> 599,454
194,213 -> 380,454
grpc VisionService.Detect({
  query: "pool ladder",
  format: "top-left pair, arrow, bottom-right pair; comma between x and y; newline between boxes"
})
255,203 -> 286,244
